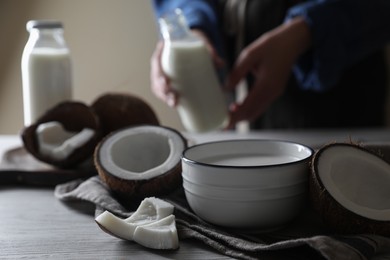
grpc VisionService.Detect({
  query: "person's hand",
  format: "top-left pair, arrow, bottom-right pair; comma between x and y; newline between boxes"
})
225,17 -> 311,129
150,29 -> 224,108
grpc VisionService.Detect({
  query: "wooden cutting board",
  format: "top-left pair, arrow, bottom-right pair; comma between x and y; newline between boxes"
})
0,146 -> 96,186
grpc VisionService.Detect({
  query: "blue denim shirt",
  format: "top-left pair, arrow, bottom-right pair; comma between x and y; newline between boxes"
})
152,0 -> 390,92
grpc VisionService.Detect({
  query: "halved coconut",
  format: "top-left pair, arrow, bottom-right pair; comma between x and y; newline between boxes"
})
22,101 -> 102,169
91,92 -> 160,135
94,125 -> 187,200
310,143 -> 390,235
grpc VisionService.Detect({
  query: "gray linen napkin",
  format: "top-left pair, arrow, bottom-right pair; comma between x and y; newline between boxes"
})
55,176 -> 390,260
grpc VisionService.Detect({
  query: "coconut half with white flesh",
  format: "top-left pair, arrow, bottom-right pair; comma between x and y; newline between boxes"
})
310,143 -> 390,235
22,101 -> 102,169
94,125 -> 187,200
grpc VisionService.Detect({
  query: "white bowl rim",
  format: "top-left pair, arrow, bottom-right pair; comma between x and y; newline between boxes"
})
182,139 -> 313,169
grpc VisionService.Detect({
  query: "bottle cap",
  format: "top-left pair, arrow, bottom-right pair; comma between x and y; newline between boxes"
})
26,20 -> 63,32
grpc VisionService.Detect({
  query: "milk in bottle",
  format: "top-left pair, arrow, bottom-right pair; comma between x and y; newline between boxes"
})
159,9 -> 227,133
21,20 -> 72,126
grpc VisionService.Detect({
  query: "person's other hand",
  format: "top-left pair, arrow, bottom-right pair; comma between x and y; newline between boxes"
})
225,17 -> 311,129
150,29 -> 224,108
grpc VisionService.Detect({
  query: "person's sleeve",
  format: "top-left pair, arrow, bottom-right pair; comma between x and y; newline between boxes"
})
285,0 -> 390,92
151,0 -> 222,53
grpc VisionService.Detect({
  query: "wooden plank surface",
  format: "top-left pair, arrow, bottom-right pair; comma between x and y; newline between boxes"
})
0,187 -> 230,259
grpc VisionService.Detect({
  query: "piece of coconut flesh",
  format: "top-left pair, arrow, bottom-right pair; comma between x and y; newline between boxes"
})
95,197 -> 178,249
95,211 -> 137,241
37,121 -> 95,160
124,197 -> 174,225
317,145 -> 390,221
95,197 -> 174,239
133,215 -> 179,250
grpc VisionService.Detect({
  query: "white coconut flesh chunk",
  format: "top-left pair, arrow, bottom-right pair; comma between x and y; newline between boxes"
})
133,215 -> 179,250
125,197 -> 174,225
95,197 -> 178,249
95,211 -> 138,240
317,145 -> 390,221
37,121 -> 95,160
99,126 -> 185,180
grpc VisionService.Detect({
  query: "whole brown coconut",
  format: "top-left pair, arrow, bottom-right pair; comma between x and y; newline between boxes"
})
22,101 -> 102,169
310,142 -> 390,236
94,125 -> 187,201
91,93 -> 159,136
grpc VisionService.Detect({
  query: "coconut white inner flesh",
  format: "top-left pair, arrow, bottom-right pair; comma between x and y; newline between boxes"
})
95,197 -> 178,249
37,121 -> 95,160
95,197 -> 174,240
100,126 -> 185,180
133,215 -> 179,250
318,145 -> 390,221
125,197 -> 174,225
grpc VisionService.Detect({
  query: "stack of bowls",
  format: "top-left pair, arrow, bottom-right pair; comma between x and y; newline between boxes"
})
181,139 -> 313,230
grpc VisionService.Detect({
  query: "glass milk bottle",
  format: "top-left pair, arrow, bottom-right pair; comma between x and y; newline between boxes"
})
21,20 -> 72,126
159,9 -> 228,133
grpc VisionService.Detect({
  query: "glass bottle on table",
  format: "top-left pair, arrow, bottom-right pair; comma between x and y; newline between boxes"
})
21,20 -> 73,126
159,9 -> 228,133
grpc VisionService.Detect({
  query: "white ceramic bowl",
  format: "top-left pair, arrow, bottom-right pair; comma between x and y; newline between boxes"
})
185,190 -> 307,229
181,139 -> 313,229
182,178 -> 307,200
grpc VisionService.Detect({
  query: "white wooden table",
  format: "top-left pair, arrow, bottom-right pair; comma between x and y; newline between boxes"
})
1,129 -> 389,259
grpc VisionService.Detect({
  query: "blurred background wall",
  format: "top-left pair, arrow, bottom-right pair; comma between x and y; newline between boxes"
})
0,0 -> 183,134
0,0 -> 389,134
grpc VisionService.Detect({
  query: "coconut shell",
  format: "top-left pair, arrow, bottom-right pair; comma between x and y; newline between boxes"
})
94,126 -> 187,202
310,143 -> 390,236
97,157 -> 183,202
91,92 -> 159,136
22,101 -> 102,169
